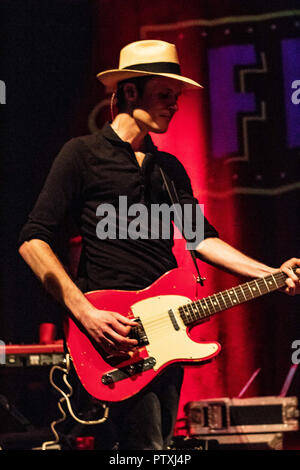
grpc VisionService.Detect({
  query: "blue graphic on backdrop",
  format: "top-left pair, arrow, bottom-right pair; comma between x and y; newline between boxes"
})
281,38 -> 300,149
208,45 -> 256,159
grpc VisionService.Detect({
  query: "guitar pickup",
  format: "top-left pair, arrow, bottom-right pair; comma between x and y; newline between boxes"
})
129,318 -> 149,347
102,357 -> 156,385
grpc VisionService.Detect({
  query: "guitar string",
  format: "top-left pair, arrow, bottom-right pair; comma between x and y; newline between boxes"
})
142,284 -> 265,332
141,290 -> 272,336
146,275 -> 282,328
130,272 -> 288,336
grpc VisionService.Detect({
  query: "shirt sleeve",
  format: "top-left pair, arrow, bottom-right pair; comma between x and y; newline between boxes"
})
159,152 -> 219,243
18,138 -> 84,250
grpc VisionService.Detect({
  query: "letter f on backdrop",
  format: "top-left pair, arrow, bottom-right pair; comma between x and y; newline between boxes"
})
208,45 -> 261,159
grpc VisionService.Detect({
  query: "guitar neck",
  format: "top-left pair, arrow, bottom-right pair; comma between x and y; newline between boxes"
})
178,269 -> 296,327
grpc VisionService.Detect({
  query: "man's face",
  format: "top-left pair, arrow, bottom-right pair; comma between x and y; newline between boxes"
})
133,76 -> 182,133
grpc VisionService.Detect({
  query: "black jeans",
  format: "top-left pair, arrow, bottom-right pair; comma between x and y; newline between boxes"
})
107,366 -> 184,450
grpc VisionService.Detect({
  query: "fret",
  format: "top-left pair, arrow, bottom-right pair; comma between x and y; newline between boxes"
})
261,277 -> 269,292
224,289 -> 237,307
196,300 -> 207,320
239,284 -> 248,302
249,281 -> 258,297
222,290 -> 231,308
254,279 -> 262,295
212,293 -> 222,312
178,306 -> 185,323
229,288 -> 239,305
262,276 -> 273,293
219,291 -> 228,309
258,277 -> 269,295
208,295 -> 220,313
187,302 -> 196,321
185,305 -> 190,322
274,271 -> 287,288
248,281 -> 259,298
271,273 -> 279,288
190,303 -> 197,321
201,298 -> 209,317
214,293 -> 223,310
183,304 -> 191,324
191,302 -> 200,319
201,297 -> 209,313
178,268 -> 296,327
271,275 -> 279,288
193,302 -> 202,319
243,281 -> 254,299
235,285 -> 245,304
181,310 -> 189,325
205,296 -> 216,314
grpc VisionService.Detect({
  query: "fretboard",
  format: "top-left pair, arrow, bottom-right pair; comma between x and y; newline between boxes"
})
178,269 -> 296,327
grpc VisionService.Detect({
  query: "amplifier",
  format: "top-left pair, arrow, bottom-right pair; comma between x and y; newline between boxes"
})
0,342 -> 66,432
0,342 -> 65,368
171,433 -> 285,450
184,396 -> 299,436
173,396 -> 300,450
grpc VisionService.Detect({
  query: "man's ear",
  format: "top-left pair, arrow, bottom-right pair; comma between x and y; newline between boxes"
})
123,82 -> 139,104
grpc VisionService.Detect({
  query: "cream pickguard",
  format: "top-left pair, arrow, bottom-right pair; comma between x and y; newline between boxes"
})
131,295 -> 219,370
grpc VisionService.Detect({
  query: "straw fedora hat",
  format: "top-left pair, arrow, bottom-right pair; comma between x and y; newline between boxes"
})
97,40 -> 203,92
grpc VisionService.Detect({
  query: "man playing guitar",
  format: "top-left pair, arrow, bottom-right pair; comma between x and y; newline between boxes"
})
18,40 -> 300,450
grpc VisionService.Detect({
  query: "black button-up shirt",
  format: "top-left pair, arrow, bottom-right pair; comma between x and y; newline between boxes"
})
19,123 -> 218,291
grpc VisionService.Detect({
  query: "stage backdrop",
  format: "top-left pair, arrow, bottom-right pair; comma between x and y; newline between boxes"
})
1,0 -> 300,428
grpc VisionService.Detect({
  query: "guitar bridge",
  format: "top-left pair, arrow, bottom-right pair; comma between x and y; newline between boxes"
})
102,357 -> 156,385
129,317 -> 149,347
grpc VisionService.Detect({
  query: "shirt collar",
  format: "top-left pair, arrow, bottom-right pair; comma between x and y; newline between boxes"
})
101,121 -> 158,155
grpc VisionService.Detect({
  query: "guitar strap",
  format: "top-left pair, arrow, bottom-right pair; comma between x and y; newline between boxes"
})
159,167 -> 206,287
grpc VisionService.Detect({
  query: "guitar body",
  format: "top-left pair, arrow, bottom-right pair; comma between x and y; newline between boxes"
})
65,268 -> 221,402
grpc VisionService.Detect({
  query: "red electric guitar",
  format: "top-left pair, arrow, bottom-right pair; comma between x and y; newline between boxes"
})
65,267 -> 296,403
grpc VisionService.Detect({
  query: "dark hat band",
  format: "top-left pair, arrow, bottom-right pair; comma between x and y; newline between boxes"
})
123,61 -> 181,75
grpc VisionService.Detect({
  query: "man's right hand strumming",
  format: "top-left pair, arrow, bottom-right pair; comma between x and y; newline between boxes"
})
18,239 -> 138,355
78,306 -> 138,355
